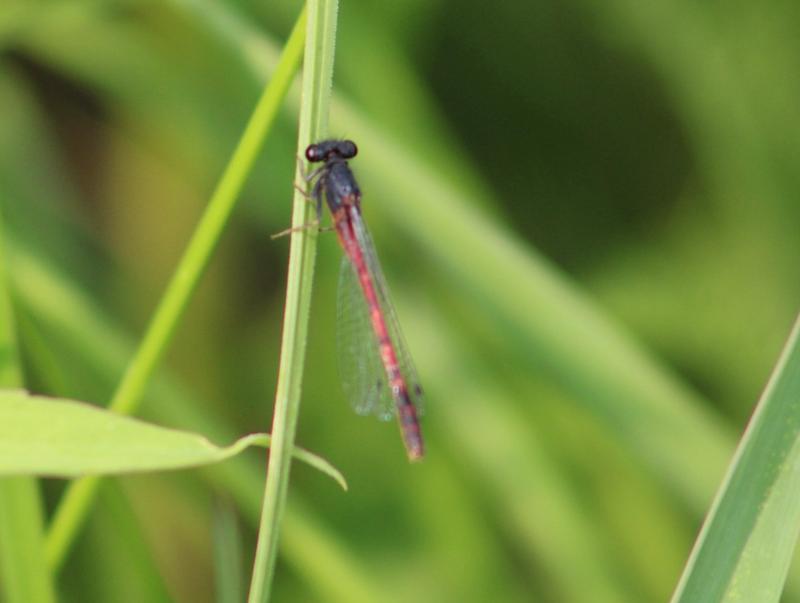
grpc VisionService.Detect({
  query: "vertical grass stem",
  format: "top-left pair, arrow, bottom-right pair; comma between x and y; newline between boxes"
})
247,1 -> 339,601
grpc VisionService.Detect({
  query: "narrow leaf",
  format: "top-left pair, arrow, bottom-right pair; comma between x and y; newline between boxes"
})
0,389 -> 346,489
671,314 -> 800,602
214,501 -> 244,603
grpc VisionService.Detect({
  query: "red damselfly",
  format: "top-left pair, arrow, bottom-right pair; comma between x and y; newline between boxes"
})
304,139 -> 424,461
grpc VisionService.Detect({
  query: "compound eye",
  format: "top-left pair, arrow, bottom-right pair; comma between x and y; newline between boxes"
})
341,140 -> 358,158
305,144 -> 322,162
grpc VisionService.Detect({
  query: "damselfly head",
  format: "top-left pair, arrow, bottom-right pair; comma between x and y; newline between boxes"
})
306,139 -> 358,163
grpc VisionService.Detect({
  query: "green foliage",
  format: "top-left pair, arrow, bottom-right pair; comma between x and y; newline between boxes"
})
672,318 -> 800,603
213,502 -> 245,603
0,0 -> 799,601
0,388 -> 345,488
0,195 -> 54,602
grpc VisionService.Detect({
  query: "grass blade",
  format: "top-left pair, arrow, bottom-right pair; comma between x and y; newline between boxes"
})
0,478 -> 54,603
671,313 -> 800,602
0,206 -> 54,603
214,501 -> 244,603
246,1 -> 339,601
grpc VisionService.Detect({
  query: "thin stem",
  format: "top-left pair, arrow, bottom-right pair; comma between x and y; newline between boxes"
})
44,8 -> 308,571
247,1 -> 339,601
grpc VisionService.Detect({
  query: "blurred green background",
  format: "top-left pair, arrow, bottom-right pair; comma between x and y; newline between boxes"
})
2,0 -> 800,601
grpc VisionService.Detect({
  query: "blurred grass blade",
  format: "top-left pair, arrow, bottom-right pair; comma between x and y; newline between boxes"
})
247,1 -> 337,602
0,479 -> 54,603
44,5 -> 308,572
0,389 -> 345,488
214,502 -> 244,603
671,313 -> 800,603
0,206 -> 54,602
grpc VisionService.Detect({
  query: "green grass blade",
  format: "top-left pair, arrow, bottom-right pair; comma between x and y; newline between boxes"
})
246,2 -> 338,602
0,206 -> 54,603
280,497 -> 402,603
214,502 -> 244,603
0,478 -> 54,603
43,7 -> 308,572
671,314 -> 800,602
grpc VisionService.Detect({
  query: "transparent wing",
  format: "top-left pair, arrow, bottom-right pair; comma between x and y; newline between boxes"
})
336,254 -> 396,420
337,208 -> 425,419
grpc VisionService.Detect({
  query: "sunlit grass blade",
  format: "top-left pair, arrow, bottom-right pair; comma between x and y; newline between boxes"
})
671,313 -> 800,603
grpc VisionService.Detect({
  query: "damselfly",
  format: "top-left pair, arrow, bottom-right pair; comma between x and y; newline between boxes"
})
304,139 -> 424,461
